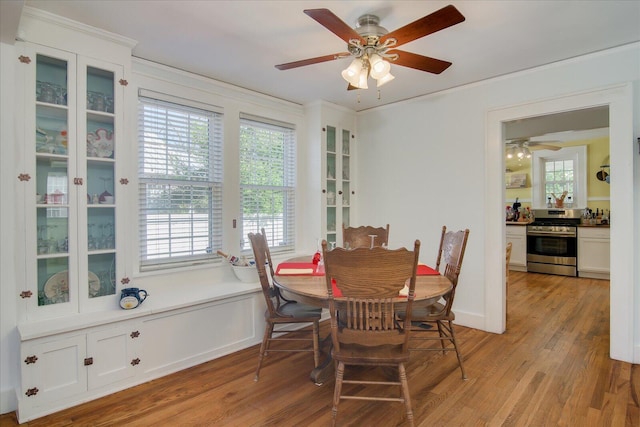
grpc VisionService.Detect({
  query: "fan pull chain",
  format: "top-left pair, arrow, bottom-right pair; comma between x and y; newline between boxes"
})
357,94 -> 360,103
377,90 -> 381,100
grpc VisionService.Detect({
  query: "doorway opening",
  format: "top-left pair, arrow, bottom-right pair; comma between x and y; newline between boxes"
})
485,84 -> 635,363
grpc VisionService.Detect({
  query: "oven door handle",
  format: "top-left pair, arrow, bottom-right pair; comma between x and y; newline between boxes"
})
527,231 -> 576,237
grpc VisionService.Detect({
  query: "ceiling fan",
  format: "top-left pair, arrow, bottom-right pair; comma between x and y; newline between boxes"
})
275,5 -> 465,89
506,138 -> 562,151
505,138 -> 561,160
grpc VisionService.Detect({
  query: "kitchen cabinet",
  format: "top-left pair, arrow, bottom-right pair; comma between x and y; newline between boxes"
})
323,125 -> 353,246
577,227 -> 610,279
19,322 -> 142,420
16,42 -> 129,321
506,224 -> 527,271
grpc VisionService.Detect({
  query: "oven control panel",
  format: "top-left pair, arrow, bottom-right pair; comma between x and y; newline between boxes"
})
527,224 -> 577,236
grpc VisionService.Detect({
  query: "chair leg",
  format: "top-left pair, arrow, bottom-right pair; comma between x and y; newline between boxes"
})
332,361 -> 345,427
447,320 -> 467,380
436,321 -> 447,354
312,320 -> 320,368
254,322 -> 274,381
398,363 -> 415,427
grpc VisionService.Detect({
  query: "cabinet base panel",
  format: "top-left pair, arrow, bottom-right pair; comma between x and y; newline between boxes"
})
578,271 -> 610,280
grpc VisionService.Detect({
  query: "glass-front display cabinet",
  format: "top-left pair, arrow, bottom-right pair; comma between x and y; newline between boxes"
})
20,44 -> 124,320
323,125 -> 352,247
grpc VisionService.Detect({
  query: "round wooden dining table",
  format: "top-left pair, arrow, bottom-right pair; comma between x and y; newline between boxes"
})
273,256 -> 453,384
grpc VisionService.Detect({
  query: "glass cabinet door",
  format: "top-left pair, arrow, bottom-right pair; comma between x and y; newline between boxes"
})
323,126 -> 352,247
325,126 -> 337,246
341,129 -> 351,231
85,65 -> 117,300
22,44 -> 123,319
32,51 -> 75,311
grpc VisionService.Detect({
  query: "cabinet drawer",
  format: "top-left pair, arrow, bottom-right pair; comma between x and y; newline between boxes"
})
578,227 -> 610,239
505,224 -> 527,236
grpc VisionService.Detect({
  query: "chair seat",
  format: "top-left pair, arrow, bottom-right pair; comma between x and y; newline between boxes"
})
273,301 -> 322,321
399,302 -> 455,322
332,343 -> 410,365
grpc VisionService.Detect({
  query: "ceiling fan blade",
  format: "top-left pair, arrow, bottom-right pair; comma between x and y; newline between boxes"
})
388,50 -> 452,74
275,52 -> 351,70
304,9 -> 365,44
529,143 -> 561,151
379,5 -> 465,48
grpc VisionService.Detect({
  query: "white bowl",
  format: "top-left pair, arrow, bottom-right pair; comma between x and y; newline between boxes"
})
231,264 -> 259,283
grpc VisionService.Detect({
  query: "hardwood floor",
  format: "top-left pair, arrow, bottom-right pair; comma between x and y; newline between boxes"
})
2,272 -> 638,426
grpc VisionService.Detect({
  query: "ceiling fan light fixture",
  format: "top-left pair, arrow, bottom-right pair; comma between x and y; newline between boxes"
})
356,66 -> 369,89
376,72 -> 394,87
368,53 -> 391,79
341,59 -> 363,86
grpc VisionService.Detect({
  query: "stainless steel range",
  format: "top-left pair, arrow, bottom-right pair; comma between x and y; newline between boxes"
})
527,209 -> 582,276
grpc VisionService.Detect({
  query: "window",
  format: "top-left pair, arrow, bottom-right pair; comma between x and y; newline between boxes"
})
532,146 -> 586,208
544,159 -> 574,204
138,95 -> 223,269
239,115 -> 296,253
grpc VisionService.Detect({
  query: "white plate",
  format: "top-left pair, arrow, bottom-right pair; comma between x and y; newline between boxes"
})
44,271 -> 70,302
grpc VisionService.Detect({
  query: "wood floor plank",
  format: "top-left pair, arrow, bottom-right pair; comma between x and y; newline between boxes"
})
1,272 -> 637,426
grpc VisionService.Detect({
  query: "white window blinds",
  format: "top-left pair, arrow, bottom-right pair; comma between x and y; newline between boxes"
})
239,115 -> 296,253
138,96 -> 223,269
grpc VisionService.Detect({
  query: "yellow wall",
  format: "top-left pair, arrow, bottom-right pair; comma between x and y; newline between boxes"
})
505,136 -> 610,212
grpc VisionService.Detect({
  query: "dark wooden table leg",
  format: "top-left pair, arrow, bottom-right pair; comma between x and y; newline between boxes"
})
310,334 -> 333,385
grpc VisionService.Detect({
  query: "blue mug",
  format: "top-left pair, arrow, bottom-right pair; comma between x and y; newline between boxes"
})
119,287 -> 148,309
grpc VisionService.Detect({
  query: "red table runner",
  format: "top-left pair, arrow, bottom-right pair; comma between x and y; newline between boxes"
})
276,262 -> 439,298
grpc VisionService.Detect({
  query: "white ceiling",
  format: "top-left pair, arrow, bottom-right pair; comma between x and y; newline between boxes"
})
6,0 -> 638,113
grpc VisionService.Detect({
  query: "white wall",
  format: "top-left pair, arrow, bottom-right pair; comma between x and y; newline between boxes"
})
356,43 -> 640,362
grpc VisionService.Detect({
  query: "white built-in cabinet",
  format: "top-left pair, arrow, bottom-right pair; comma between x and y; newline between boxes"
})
323,125 -> 354,246
505,224 -> 527,271
17,42 -> 127,321
19,322 -> 141,416
577,227 -> 610,280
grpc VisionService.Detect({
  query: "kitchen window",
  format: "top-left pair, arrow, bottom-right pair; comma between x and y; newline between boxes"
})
532,146 -> 586,208
239,114 -> 296,253
137,95 -> 223,270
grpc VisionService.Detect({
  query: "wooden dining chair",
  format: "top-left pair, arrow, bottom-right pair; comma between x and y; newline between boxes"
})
434,225 -> 447,272
399,228 -> 470,379
342,223 -> 390,249
248,229 -> 321,381
322,239 -> 420,427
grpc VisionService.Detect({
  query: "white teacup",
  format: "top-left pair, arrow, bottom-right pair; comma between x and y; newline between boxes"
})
103,196 -> 114,204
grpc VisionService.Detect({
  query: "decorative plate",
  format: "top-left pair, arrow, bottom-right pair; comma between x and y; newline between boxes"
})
44,271 -> 70,303
88,271 -> 101,297
87,128 -> 114,158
